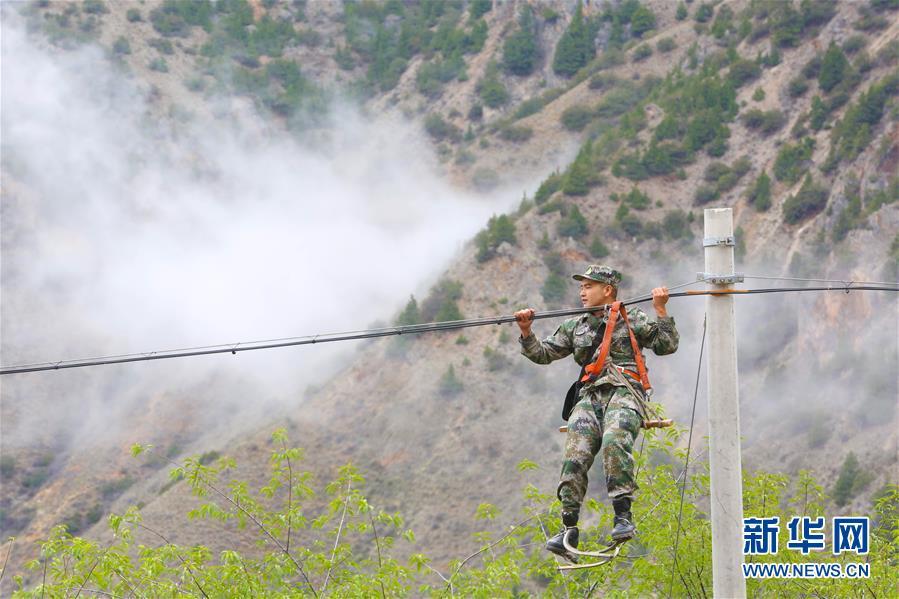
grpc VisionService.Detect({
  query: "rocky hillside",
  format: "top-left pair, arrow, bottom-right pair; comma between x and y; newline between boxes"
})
2,0 -> 898,585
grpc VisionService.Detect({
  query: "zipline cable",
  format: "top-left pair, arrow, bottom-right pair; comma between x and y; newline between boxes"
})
1,283 -> 897,376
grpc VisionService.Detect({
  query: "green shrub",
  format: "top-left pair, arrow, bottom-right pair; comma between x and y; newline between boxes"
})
560,105 -> 593,131
477,64 -> 509,108
101,475 -> 136,498
557,205 -> 589,238
662,209 -> 690,239
833,452 -> 861,506
727,58 -> 761,87
746,171 -> 772,211
126,8 -> 141,22
783,175 -> 828,224
657,37 -> 677,53
148,57 -> 169,72
694,3 -> 714,23
395,295 -> 421,326
676,2 -> 688,20
535,172 -> 563,204
630,5 -> 656,37
499,125 -> 532,143
475,214 -> 517,262
112,36 -> 131,55
589,237 -> 609,258
438,365 -> 464,397
422,279 -> 464,322
694,184 -> 720,205
742,109 -> 786,135
149,38 -> 174,55
843,34 -> 867,55
788,76 -> 809,97
83,0 -> 108,15
632,44 -> 652,62
773,138 -> 814,183
624,187 -> 651,210
424,113 -> 461,142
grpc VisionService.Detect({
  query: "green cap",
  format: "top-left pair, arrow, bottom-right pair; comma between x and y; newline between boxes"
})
572,265 -> 622,287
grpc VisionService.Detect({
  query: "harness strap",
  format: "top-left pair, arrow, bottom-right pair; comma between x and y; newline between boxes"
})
619,305 -> 652,393
581,302 -> 620,383
580,302 -> 652,393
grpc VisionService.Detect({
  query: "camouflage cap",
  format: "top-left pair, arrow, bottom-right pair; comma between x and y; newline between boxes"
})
572,265 -> 622,287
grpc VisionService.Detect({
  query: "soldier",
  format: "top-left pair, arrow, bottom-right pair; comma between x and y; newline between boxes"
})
514,265 -> 678,561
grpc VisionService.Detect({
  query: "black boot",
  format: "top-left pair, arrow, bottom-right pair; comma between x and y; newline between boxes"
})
611,497 -> 636,541
545,511 -> 579,563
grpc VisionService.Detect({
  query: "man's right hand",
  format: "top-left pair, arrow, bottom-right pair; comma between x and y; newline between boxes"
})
514,308 -> 535,338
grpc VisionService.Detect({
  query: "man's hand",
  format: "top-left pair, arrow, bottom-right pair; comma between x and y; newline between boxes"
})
651,287 -> 669,318
514,308 -> 535,338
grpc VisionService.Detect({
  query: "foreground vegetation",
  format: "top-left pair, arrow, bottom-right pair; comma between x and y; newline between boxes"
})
6,428 -> 898,597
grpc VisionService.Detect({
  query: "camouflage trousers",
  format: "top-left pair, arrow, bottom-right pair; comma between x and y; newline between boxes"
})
558,385 -> 642,516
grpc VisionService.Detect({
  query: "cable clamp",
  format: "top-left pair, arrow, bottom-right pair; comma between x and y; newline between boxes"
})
702,235 -> 735,247
697,272 -> 744,285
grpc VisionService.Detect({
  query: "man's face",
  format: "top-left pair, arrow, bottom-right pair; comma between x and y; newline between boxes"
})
579,281 -> 615,307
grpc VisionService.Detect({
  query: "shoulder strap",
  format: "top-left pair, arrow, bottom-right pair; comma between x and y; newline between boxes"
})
619,305 -> 652,392
581,302 -> 620,383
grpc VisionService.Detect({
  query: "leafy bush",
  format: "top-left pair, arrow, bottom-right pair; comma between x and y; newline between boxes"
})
499,125 -> 533,142
788,76 -> 809,97
424,113 -> 461,142
535,172 -> 563,204
83,0 -> 108,15
657,37 -> 677,53
421,279 -> 464,322
149,38 -> 174,55
783,175 -> 829,224
150,0 -> 213,37
694,2 -> 713,23
112,36 -> 131,55
632,44 -> 653,62
727,58 -> 761,87
477,63 -> 509,108
624,187 -> 651,210
746,171 -> 772,211
395,295 -> 421,326
676,2 -> 688,20
557,205 -> 589,238
694,184 -> 720,205
126,8 -> 141,22
475,214 -> 517,262
589,236 -> 609,258
742,109 -> 786,134
560,105 -> 593,132
148,57 -> 169,72
773,138 -> 815,183
662,209 -> 691,239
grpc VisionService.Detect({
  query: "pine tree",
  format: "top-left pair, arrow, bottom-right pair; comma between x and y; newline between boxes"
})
562,141 -> 593,195
747,171 -> 772,211
552,2 -> 595,77
395,295 -> 421,326
502,6 -> 539,76
818,42 -> 849,93
630,5 -> 656,37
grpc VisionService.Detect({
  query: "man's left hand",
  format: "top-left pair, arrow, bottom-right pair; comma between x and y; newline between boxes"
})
652,286 -> 669,318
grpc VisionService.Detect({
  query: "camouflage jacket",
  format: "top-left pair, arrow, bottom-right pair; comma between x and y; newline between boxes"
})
519,306 -> 679,410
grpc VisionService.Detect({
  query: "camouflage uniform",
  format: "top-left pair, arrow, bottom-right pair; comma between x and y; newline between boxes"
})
519,270 -> 679,519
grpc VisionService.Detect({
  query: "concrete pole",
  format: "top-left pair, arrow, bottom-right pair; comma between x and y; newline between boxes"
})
703,208 -> 746,598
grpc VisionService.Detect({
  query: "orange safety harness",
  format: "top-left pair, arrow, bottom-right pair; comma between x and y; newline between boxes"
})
578,301 -> 671,429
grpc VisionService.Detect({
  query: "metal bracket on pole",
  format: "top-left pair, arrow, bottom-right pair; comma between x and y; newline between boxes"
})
697,272 -> 745,285
703,235 -> 735,247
